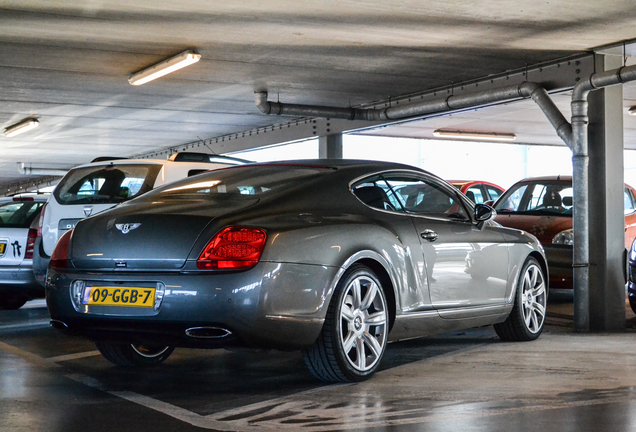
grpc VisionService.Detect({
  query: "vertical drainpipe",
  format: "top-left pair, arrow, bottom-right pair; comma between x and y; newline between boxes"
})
570,64 -> 636,331
570,88 -> 590,332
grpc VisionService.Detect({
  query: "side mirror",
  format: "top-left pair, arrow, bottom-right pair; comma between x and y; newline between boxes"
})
474,204 -> 496,229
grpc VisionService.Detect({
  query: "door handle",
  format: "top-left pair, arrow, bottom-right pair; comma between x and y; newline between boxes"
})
420,229 -> 438,242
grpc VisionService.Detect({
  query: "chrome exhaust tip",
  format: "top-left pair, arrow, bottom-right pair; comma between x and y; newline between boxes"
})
50,319 -> 68,329
185,326 -> 232,339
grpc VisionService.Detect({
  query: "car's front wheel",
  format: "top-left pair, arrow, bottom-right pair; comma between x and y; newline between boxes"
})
494,256 -> 547,341
95,342 -> 174,366
302,264 -> 389,382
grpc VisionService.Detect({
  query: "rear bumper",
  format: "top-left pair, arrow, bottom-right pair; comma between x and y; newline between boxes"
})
45,262 -> 338,350
543,244 -> 573,289
32,237 -> 49,287
0,262 -> 44,298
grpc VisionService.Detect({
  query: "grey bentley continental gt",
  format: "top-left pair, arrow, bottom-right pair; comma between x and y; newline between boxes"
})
46,159 -> 548,382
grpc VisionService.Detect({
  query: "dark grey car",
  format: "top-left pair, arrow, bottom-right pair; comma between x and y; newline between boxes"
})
46,160 -> 548,382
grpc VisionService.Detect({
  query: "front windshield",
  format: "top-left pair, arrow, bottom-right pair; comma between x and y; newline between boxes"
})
494,180 -> 573,216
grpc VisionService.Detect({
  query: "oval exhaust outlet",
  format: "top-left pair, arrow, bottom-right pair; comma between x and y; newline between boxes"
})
185,326 -> 232,339
50,320 -> 68,329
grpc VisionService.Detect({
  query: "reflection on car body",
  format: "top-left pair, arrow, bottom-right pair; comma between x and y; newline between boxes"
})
46,160 -> 548,382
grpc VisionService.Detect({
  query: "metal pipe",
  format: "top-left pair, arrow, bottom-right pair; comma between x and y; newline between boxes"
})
17,162 -> 67,176
255,83 -> 573,143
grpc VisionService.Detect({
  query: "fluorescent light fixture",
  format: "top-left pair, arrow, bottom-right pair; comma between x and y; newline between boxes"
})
628,106 -> 636,116
433,129 -> 516,141
4,118 -> 39,137
128,50 -> 201,86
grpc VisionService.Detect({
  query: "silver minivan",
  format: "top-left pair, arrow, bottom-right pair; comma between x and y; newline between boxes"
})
0,194 -> 48,309
33,153 -> 248,287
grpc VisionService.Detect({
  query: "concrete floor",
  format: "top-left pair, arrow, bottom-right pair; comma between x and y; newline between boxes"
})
1,295 -> 636,432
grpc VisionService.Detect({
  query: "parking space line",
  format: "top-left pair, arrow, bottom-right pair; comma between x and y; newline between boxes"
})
2,337 -> 634,431
0,319 -> 51,331
46,350 -> 101,362
0,340 -> 61,369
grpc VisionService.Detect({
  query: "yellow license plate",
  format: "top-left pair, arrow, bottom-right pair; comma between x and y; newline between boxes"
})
0,243 -> 5,255
82,286 -> 155,308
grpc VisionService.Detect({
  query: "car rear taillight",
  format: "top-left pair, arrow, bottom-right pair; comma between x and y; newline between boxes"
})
50,229 -> 73,270
197,227 -> 267,270
37,203 -> 47,238
25,228 -> 37,259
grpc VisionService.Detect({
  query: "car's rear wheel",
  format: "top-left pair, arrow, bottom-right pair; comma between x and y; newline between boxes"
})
0,292 -> 29,310
494,256 -> 547,341
302,264 -> 389,382
95,342 -> 174,366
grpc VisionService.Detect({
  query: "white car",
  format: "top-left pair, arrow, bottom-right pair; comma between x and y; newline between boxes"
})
0,194 -> 48,309
33,153 -> 248,286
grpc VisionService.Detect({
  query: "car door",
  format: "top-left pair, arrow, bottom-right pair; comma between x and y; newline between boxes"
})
385,175 -> 509,317
624,186 -> 636,249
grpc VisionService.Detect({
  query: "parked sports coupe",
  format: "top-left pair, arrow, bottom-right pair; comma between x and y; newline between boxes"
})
46,160 -> 548,382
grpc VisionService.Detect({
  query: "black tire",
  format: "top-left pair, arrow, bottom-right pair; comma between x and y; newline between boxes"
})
95,342 -> 174,366
302,264 -> 389,382
0,292 -> 29,310
494,256 -> 547,341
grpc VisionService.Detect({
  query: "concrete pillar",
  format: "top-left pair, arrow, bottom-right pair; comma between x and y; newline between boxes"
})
587,53 -> 626,331
319,134 -> 343,159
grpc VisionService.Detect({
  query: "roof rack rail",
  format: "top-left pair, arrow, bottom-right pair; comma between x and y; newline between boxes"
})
91,156 -> 129,163
168,152 -> 251,165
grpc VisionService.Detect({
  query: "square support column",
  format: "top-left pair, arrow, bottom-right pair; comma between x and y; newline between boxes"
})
319,134 -> 343,159
587,53 -> 626,331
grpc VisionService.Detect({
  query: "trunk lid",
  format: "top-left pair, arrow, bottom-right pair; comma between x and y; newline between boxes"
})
70,198 -> 259,270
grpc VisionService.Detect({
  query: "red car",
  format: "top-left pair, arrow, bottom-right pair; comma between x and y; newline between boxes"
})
449,180 -> 504,205
493,175 -> 636,289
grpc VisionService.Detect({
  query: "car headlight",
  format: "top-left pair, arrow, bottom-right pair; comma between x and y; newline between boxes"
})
552,229 -> 574,245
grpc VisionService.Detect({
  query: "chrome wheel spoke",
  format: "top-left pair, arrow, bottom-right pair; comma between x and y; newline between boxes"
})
365,310 -> 387,326
355,338 -> 366,369
342,332 -> 357,354
350,279 -> 362,310
532,301 -> 546,319
341,303 -> 355,322
360,281 -> 379,311
362,333 -> 383,359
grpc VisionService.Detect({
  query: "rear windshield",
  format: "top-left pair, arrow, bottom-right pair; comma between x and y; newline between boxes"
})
54,164 -> 162,205
0,201 -> 45,228
139,165 -> 330,201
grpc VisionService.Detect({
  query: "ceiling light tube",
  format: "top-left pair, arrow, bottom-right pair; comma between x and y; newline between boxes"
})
128,50 -> 201,86
628,106 -> 636,116
4,118 -> 39,137
433,129 -> 516,141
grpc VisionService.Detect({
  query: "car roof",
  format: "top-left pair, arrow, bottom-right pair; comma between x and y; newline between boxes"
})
513,175 -> 573,183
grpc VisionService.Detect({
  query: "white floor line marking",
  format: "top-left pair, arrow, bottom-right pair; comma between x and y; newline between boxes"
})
0,340 -> 61,369
46,350 -> 101,362
0,319 -> 51,331
2,338 -> 635,431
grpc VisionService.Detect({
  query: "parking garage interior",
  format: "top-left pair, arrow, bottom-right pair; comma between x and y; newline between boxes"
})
4,1 -> 636,431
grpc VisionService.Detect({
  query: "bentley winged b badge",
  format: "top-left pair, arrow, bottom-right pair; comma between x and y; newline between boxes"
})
115,223 -> 141,234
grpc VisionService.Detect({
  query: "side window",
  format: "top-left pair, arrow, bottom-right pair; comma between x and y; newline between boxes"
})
625,188 -> 636,215
486,186 -> 502,202
384,177 -> 470,221
465,186 -> 484,204
352,179 -> 402,212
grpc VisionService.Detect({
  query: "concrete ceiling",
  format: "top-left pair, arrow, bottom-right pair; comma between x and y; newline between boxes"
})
3,1 -> 636,193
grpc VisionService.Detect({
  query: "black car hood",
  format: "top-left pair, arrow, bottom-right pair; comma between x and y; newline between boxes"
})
70,197 -> 259,270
